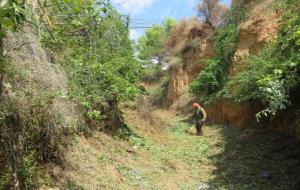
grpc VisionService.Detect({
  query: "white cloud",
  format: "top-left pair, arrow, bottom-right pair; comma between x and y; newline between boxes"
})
112,0 -> 155,15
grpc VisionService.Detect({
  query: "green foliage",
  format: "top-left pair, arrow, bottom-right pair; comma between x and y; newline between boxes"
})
0,0 -> 26,78
190,58 -> 223,95
0,171 -> 10,190
215,24 -> 239,63
40,0 -> 141,125
228,0 -> 300,118
152,77 -> 169,103
86,110 -> 102,122
141,64 -> 164,83
138,18 -> 176,61
128,135 -> 151,149
191,0 -> 300,119
0,0 -> 138,188
190,4 -> 248,99
19,151 -> 38,189
138,18 -> 175,83
138,24 -> 164,61
0,0 -> 25,31
214,3 -> 248,62
169,120 -> 190,134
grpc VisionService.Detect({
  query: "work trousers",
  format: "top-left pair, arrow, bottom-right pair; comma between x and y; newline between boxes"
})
195,121 -> 204,136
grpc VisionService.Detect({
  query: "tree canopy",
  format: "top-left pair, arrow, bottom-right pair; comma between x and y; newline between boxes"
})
138,18 -> 176,63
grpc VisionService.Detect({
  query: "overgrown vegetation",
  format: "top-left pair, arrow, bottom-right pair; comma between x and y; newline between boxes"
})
1,0 -> 300,188
190,2 -> 249,98
0,0 -> 25,94
138,18 -> 176,83
0,0 -> 141,188
227,0 -> 300,118
152,77 -> 169,105
191,0 -> 300,120
138,18 -> 176,62
44,0 -> 141,129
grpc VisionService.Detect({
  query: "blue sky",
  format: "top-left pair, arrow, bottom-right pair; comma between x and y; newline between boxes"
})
111,0 -> 232,40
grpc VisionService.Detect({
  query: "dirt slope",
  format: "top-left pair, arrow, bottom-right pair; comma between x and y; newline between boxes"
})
165,0 -> 282,128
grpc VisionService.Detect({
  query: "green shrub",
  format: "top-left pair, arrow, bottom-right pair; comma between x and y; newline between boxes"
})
190,58 -> 223,95
41,1 -> 141,128
0,0 -> 141,188
141,64 -> 165,83
190,4 -> 248,99
153,77 -> 169,104
228,0 -> 300,118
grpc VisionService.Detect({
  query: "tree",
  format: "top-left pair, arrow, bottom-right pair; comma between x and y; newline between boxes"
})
138,18 -> 176,82
44,0 -> 141,129
197,0 -> 227,27
138,18 -> 176,62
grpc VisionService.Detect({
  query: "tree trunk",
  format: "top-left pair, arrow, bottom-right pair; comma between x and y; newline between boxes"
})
107,95 -> 124,130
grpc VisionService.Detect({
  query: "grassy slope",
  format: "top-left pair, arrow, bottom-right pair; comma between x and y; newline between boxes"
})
43,106 -> 300,190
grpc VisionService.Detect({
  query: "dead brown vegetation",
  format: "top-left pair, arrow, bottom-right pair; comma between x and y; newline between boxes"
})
0,26 -> 82,189
197,0 -> 228,27
166,17 -> 213,56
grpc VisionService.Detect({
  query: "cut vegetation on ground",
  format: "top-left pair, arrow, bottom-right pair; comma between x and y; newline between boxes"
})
45,108 -> 300,189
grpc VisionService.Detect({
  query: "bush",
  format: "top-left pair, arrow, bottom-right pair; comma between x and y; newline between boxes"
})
0,0 -> 141,188
190,4 -> 248,99
190,58 -> 223,95
228,0 -> 300,118
141,64 -> 165,83
43,1 -> 141,129
153,77 -> 169,105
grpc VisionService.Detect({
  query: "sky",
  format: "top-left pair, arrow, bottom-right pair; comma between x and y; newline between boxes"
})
111,0 -> 232,40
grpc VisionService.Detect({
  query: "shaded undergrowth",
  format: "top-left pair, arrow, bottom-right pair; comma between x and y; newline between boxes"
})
206,125 -> 300,190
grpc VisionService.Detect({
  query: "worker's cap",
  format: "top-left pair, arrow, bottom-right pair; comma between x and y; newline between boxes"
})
192,103 -> 200,109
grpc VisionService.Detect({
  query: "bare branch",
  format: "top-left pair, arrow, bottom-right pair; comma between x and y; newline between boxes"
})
197,0 -> 227,27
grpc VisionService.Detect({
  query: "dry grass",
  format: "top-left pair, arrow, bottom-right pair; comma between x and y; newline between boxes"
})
45,108 -> 223,189
0,25 -> 83,188
41,106 -> 300,190
4,26 -> 82,130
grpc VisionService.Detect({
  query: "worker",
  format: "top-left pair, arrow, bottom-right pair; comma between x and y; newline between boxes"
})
191,103 -> 207,136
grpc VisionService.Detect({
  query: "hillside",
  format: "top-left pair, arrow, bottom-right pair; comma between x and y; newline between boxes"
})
162,0 -> 300,136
